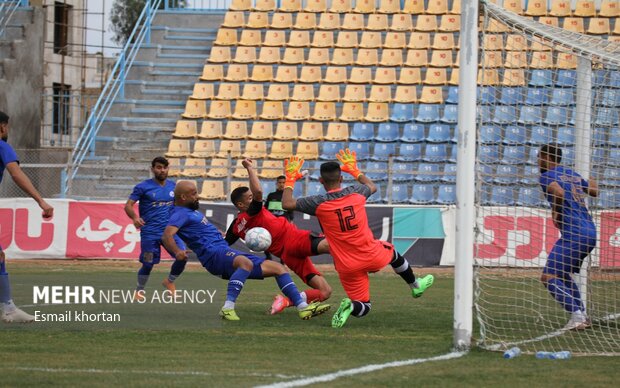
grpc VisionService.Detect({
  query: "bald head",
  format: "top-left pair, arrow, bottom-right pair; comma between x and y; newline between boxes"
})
174,180 -> 199,210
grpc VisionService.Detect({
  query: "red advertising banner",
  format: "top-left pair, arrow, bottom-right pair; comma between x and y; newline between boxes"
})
599,211 -> 620,268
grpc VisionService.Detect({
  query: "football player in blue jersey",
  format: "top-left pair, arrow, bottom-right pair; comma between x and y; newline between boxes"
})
539,144 -> 598,330
124,157 -> 187,300
162,180 -> 330,321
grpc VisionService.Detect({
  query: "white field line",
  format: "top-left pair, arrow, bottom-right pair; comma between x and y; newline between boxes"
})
255,351 -> 468,388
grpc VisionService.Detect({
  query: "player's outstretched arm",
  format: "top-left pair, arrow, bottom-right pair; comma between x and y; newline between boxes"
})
281,156 -> 304,211
124,199 -> 145,228
586,176 -> 599,197
6,161 -> 53,218
242,158 -> 263,202
162,225 -> 188,261
336,148 -> 376,194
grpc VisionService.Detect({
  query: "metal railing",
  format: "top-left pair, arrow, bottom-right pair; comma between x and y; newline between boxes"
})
0,0 -> 27,39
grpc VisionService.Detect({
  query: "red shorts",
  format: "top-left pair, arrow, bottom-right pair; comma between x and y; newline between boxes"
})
336,241 -> 394,301
280,229 -> 322,285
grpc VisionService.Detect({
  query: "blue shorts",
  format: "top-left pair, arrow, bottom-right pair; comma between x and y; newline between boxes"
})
544,235 -> 596,277
199,246 -> 265,280
140,235 -> 186,265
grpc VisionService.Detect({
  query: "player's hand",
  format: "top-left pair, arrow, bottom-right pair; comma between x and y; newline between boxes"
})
40,201 -> 54,219
175,250 -> 189,261
242,158 -> 254,170
336,148 -> 363,179
133,218 -> 145,229
284,156 -> 305,188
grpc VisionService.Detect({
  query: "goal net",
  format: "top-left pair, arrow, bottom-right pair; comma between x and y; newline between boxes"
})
474,1 -> 620,355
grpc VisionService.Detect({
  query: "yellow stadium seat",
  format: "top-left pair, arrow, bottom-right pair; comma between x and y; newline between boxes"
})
403,0 -> 425,14
198,121 -> 223,139
299,66 -> 322,83
405,49 -> 428,66
173,120 -> 198,138
538,16 -> 559,27
613,19 -> 620,34
415,15 -> 438,32
296,142 -> 319,160
354,0 -> 376,13
250,65 -> 274,82
200,65 -> 224,81
306,48 -> 330,65
216,140 -> 242,158
260,160 -> 285,178
249,121 -> 274,140
501,69 -> 526,86
485,18 -> 509,32
450,0 -> 461,14
274,121 -> 298,140
312,102 -> 337,121
556,52 -> 577,69
167,158 -> 182,177
368,85 -> 393,102
378,0 -> 401,14
324,122 -> 349,141
222,11 -> 245,28
165,139 -> 191,157
339,102 -> 365,121
233,46 -> 257,64
587,18 -> 611,34
254,0 -> 276,11
299,122 -> 324,140
214,28 -> 237,46
430,50 -> 453,67
241,83 -> 264,100
331,48 -> 355,65
399,67 -> 422,84
374,67 -> 397,84
259,101 -> 284,120
271,12 -> 294,29
317,12 -> 341,29
182,100 -> 207,119
505,34 -> 527,51
483,34 -> 503,50
349,67 -> 372,84
359,32 -> 382,48
330,0 -> 353,13
477,69 -> 500,86
190,83 -> 214,100
206,158 -> 230,178
289,30 -> 311,47
305,0 -> 327,13
216,83 -> 240,100
408,32 -> 431,49
247,12 -> 269,29
232,159 -> 250,179
390,14 -> 413,32
365,102 -> 389,122
281,48 -> 306,64
262,30 -> 286,46
367,14 -> 389,30
419,86 -> 443,103
426,0 -> 448,14
482,51 -> 502,68
190,140 -> 216,158
242,141 -> 269,159
266,84 -> 290,101
286,101 -> 311,120
432,33 -> 456,50
355,48 -> 379,66
549,0 -> 571,16
230,0 -> 251,11
232,100 -> 258,120
574,0 -> 596,17
257,47 -> 281,64
394,85 -> 417,103
530,51 -> 554,69
317,84 -> 342,102
600,1 -> 620,17
563,17 -> 585,33
448,68 -> 459,85
504,51 -> 528,68
224,64 -> 249,82
230,181 -> 248,193
525,0 -> 547,16
324,66 -> 348,83
294,12 -> 318,29
311,31 -> 335,47
223,121 -> 248,139
384,32 -> 407,49
503,0 -> 524,14
336,31 -> 359,47
208,46 -> 231,63
438,14 -> 460,32
279,0 -> 302,12
273,66 -> 298,83
380,49 -> 404,67
181,159 -> 207,177
424,68 -> 448,85
199,180 -> 226,200
341,84 -> 366,102
530,37 -> 552,51
291,84 -> 316,101
269,141 -> 294,159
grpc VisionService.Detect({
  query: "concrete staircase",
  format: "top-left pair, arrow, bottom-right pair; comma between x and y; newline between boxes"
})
68,11 -> 224,199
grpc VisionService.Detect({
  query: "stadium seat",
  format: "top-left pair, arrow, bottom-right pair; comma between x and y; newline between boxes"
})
436,184 -> 455,204
440,105 -> 458,124
524,0 -> 547,16
288,30 -> 311,47
250,65 -> 274,82
348,142 -> 371,160
483,51 -> 503,69
355,48 -> 379,66
379,49 -> 404,67
246,12 -> 269,29
306,48 -> 329,65
524,88 -> 549,106
593,130 -> 607,146
518,106 -> 543,125
203,159 -> 229,179
366,161 -> 388,181
398,68 -> 422,85
393,85 -> 417,103
396,143 -> 423,162
242,83 -> 267,100
199,180 -> 226,201
181,100 -> 207,119
493,164 -> 518,184
271,12 -> 294,29
350,123 -> 374,141
223,121 -> 248,139
501,69 -> 526,87
478,69 -> 500,86
165,139 -> 190,158
200,64 -> 224,81
373,68 -> 397,84
242,141 -> 268,159
419,86 -> 444,103
556,126 -> 575,146
197,121 -> 222,140
222,11 -> 245,28
480,125 -> 501,145
248,121 -> 273,140
307,160 -> 323,180
281,48 -> 305,64
400,123 -> 425,143
607,128 -> 620,146
529,69 -> 554,87
538,16 -> 559,27
423,144 -> 448,162
254,0 -> 276,11
426,124 -> 451,143
519,165 -> 540,185
415,15 -> 438,32
324,122 -> 349,141
440,163 -> 457,183
595,108 -> 620,126
339,102 -> 365,121
384,32 -> 407,49
257,47 -> 281,64
367,13 -> 389,30
596,190 -> 619,209
375,123 -> 399,142
342,84 -> 367,102
190,83 -> 215,100
487,186 -> 516,206
367,183 -> 383,204
319,141 -> 345,160
295,12 -> 317,29
349,67 -> 372,84
273,66 -> 297,83
501,145 -> 526,165
365,102 -> 390,122
574,0 -> 596,17
341,13 -> 364,30
549,0 -> 571,17
492,105 -> 517,125
224,64 -> 249,82
600,0 -> 620,17
390,103 -> 415,123
238,30 -> 262,46
335,31 -> 359,48
388,13 -> 412,31
478,106 -> 493,124
483,34 -> 503,51
544,106 -> 570,126
266,84 -> 289,101
316,11 -> 339,29
556,52 -> 578,70
215,140 -> 242,158
268,141 -> 294,159
404,49 -> 428,67
285,101 -> 311,120
331,48 -> 354,66
306,181 -> 324,196
416,163 -> 441,182
292,84 -> 315,101
516,187 -> 546,207
498,87 -> 522,105
429,50 -> 453,67
439,14 -> 459,32
324,66 -> 348,84
415,104 -> 440,123
600,89 -> 620,107
359,32 -> 382,48
562,17 -> 585,34
296,141 -> 320,160
479,165 -> 495,184
299,122 -> 324,140
478,87 -> 497,105
214,28 -> 237,46
485,18 -> 509,33
408,184 -> 435,205
369,85 -> 393,102
260,160 -> 285,179
377,0 -> 400,14
601,167 -> 620,186
232,100 -> 257,120
392,162 -> 415,181
216,83 -> 240,100
526,147 -> 539,165
549,88 -> 575,106
479,145 -> 499,163
502,126 -> 526,145
446,86 -> 459,104
273,121 -> 298,140
354,0 -> 376,13
371,143 -> 397,161
172,120 -> 197,139
403,0 -> 424,14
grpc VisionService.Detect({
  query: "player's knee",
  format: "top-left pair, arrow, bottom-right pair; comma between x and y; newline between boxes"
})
140,263 -> 154,274
317,238 -> 330,255
236,256 -> 254,272
541,273 -> 554,284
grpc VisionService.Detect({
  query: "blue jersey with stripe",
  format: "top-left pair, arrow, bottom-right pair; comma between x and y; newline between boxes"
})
167,206 -> 229,259
129,179 -> 176,239
0,141 -> 18,185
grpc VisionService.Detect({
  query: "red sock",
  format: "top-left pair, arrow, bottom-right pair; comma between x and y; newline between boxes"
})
304,289 -> 323,303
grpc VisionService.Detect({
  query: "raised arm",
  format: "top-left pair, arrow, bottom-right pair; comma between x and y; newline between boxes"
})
6,162 -> 53,218
242,158 -> 263,202
282,156 -> 304,211
162,225 -> 187,261
336,148 -> 376,194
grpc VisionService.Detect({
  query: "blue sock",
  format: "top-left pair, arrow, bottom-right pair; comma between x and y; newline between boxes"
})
546,277 -> 581,312
0,274 -> 11,304
168,259 -> 187,282
226,268 -> 251,303
137,264 -> 153,290
276,273 -> 303,307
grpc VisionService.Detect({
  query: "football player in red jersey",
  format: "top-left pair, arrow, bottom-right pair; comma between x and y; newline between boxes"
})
225,159 -> 332,315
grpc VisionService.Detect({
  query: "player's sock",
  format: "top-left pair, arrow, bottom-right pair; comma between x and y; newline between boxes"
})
137,264 -> 153,290
0,261 -> 16,313
304,289 -> 323,303
223,300 -> 235,310
168,259 -> 187,283
351,301 -> 372,318
546,277 -> 581,312
565,276 -> 585,312
226,268 -> 251,304
275,273 -> 306,309
390,253 -> 418,288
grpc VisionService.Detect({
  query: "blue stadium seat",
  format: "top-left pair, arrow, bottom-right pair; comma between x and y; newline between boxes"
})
501,145 -> 526,164
441,164 -> 457,183
371,143 -> 397,161
350,123 -> 375,141
608,149 -> 620,166
307,181 -> 324,196
478,105 -> 493,124
608,128 -> 620,146
525,88 -> 549,105
503,125 -> 527,145
528,126 -> 551,145
374,123 -> 399,142
391,103 -> 416,122
592,130 -> 607,146
530,69 -> 553,87
388,183 -> 410,204
400,123 -> 425,143
550,88 -> 575,106
446,86 -> 459,104
595,107 -> 619,126
480,125 -> 502,144
493,164 -> 518,184
562,147 -> 575,166
423,144 -> 448,162
320,141 -> 345,160
366,161 -> 388,181
440,105 -> 458,124
480,164 -> 495,184
601,167 -> 620,186
307,160 -> 323,180
415,104 -> 440,123
518,106 -> 543,125
447,144 -> 456,163
349,142 -> 371,161
436,184 -> 456,204
601,89 -> 620,107
527,147 -> 539,165
595,70 -> 620,88
408,184 -> 435,205
596,189 -> 619,209
592,147 -> 606,165
610,71 -> 620,88
556,70 -> 576,88
415,163 -> 441,182
556,126 -> 575,146
367,183 -> 382,204
427,124 -> 452,143
261,181 -> 272,196
479,145 -> 499,163
516,187 -> 546,207
396,143 -> 423,161
293,182 -> 304,197
492,105 -> 517,125
392,162 -> 415,181
520,165 -> 540,185
488,186 -> 516,206
499,87 -> 523,105
451,125 -> 458,143
479,87 -> 497,105
544,106 -> 570,126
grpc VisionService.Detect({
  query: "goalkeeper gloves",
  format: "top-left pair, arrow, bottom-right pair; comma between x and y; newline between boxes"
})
284,156 -> 305,189
336,148 -> 363,179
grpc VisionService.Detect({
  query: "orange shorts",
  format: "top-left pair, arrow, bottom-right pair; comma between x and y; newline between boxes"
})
336,242 -> 394,301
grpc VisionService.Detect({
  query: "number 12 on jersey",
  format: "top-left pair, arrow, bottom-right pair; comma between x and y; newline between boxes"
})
334,206 -> 358,232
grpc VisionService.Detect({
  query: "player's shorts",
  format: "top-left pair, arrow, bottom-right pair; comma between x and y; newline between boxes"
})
279,229 -> 323,284
139,235 -> 186,265
336,241 -> 394,301
544,234 -> 596,278
200,246 -> 265,280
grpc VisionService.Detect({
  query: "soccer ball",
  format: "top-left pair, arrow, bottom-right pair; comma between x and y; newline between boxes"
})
244,227 -> 272,252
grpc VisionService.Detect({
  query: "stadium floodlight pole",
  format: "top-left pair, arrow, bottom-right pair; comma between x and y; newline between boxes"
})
453,0 -> 479,350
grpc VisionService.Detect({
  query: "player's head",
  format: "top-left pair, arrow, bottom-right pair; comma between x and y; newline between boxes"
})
0,111 -> 9,142
151,156 -> 169,182
276,175 -> 286,191
230,186 -> 253,212
319,161 -> 343,190
538,144 -> 562,173
174,180 -> 199,210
